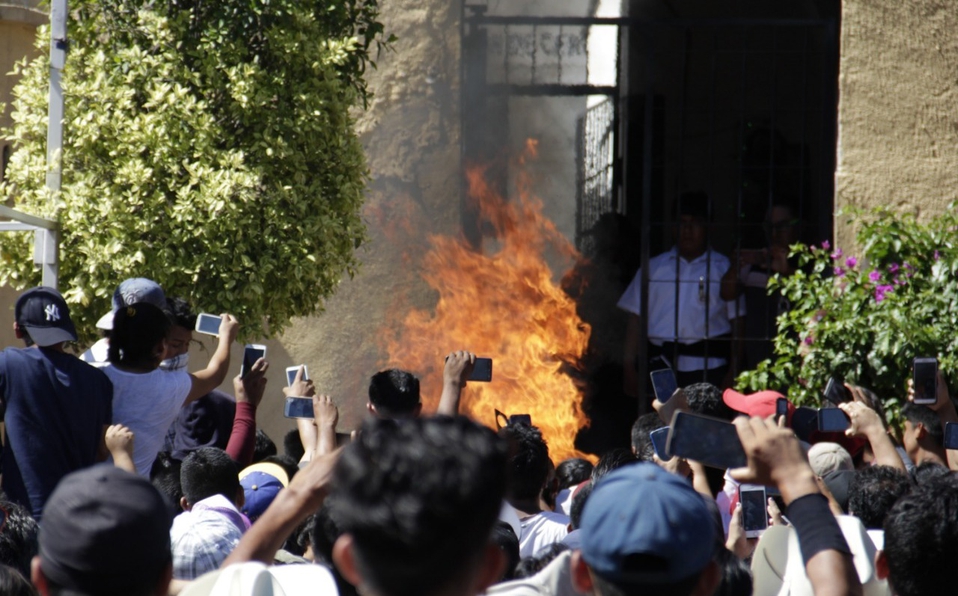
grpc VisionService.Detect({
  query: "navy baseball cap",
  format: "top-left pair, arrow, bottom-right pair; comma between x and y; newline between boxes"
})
580,462 -> 716,585
14,287 -> 78,347
96,277 -> 166,330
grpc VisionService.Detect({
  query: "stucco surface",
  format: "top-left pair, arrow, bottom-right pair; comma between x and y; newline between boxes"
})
835,0 -> 958,249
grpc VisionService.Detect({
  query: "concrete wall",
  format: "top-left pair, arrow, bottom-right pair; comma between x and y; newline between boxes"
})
835,0 -> 958,250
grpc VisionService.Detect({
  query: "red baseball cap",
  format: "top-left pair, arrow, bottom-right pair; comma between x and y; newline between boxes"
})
723,389 -> 795,422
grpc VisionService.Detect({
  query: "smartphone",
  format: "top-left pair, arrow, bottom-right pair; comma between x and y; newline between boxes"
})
240,344 -> 267,378
666,411 -> 747,470
945,422 -> 958,450
285,365 -> 309,387
508,414 -> 532,427
913,357 -> 938,405
284,397 -> 313,419
818,407 -> 850,432
195,313 -> 222,336
739,485 -> 769,538
469,358 -> 493,382
650,427 -> 670,460
823,377 -> 851,406
650,369 -> 678,403
776,397 -> 789,423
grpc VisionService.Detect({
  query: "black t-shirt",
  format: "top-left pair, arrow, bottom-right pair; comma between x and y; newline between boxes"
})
0,347 -> 113,519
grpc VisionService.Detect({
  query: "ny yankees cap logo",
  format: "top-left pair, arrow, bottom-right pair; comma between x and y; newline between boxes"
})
45,304 -> 61,322
14,286 -> 78,347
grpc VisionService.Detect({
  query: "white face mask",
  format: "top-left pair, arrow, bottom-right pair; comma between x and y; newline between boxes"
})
159,352 -> 189,372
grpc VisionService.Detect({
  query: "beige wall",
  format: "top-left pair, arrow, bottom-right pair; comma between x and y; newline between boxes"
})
835,0 -> 958,250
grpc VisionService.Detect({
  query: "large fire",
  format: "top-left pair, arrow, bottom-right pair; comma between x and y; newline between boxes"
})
382,140 -> 593,461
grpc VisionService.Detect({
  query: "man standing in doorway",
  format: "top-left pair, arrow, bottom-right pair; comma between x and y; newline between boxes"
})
619,192 -> 744,395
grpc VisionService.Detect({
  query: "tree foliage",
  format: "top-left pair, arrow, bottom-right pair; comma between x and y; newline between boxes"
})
1,0 -> 391,341
737,207 -> 958,427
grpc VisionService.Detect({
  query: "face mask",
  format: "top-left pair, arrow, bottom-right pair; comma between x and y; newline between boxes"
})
160,352 -> 189,372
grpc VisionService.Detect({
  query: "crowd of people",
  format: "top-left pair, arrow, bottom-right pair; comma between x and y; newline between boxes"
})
0,275 -> 956,596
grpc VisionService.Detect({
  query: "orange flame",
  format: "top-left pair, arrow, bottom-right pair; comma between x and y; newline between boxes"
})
382,140 -> 593,461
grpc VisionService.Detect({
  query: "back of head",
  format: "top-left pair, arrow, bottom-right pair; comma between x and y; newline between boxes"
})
569,482 -> 594,531
489,521 -> 520,582
165,296 -> 197,329
0,564 -> 37,596
684,383 -> 734,421
901,403 -> 944,448
180,447 -> 240,507
0,501 -> 38,578
283,428 -> 306,462
848,465 -> 911,530
498,422 -> 551,502
630,413 -> 662,462
883,472 -> 958,596
253,429 -> 277,463
329,416 -> 507,596
676,191 -> 711,223
150,451 -> 183,520
38,465 -> 171,596
108,301 -> 172,368
556,458 -> 593,490
368,369 -> 421,418
591,448 -> 639,484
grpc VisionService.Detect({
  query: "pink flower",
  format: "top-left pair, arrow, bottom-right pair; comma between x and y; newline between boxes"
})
874,284 -> 895,303
845,257 -> 858,268
821,240 -> 831,250
803,336 -> 814,346
935,250 -> 941,261
831,248 -> 843,260
888,263 -> 899,274
833,267 -> 845,277
868,270 -> 881,282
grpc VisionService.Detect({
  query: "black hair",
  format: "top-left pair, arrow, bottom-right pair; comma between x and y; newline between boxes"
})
368,370 -> 421,417
180,447 -> 240,507
684,383 -> 735,421
165,297 -> 196,329
901,403 -> 944,448
149,452 -> 183,521
630,413 -> 662,462
713,547 -> 752,596
489,521 -> 520,582
675,191 -> 711,223
309,505 -> 358,596
260,454 -> 299,483
498,423 -> 551,502
513,543 -> 569,580
0,565 -> 38,596
253,428 -> 277,463
848,465 -> 911,530
0,502 -> 38,577
283,429 -> 306,462
591,448 -> 638,484
17,328 -> 34,348
329,416 -> 507,596
569,481 -> 593,531
590,564 -> 703,596
555,458 -> 593,490
108,302 -> 171,368
883,473 -> 958,596
911,461 -> 950,486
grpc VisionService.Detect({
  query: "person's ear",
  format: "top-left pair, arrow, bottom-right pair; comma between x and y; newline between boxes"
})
876,550 -> 890,580
915,423 -> 928,441
31,556 -> 50,596
366,402 -> 377,417
332,534 -> 363,589
472,543 -> 506,593
690,560 -> 721,596
179,496 -> 191,511
570,550 -> 594,594
12,322 -> 24,340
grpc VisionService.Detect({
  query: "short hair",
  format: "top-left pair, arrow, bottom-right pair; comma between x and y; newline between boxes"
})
630,413 -> 661,462
165,296 -> 196,330
150,452 -> 183,520
556,458 -> 593,490
901,403 -> 944,447
489,521 -> 520,582
260,454 -> 299,483
308,505 -> 359,596
883,473 -> 958,596
368,370 -> 421,417
684,383 -> 734,421
591,567 -> 702,596
569,482 -> 593,531
283,429 -> 305,462
0,564 -> 37,596
848,465 -> 911,530
253,429 -> 277,463
911,461 -> 950,486
591,448 -> 638,483
675,191 -> 711,223
329,416 -> 507,596
180,448 -> 240,506
714,547 -> 752,596
108,302 -> 172,367
0,502 -> 38,577
513,543 -> 569,579
499,422 -> 552,502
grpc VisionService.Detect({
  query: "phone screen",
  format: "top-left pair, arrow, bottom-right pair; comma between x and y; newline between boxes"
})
241,345 -> 266,378
650,369 -> 678,403
818,408 -> 850,432
284,397 -> 314,419
286,365 -> 309,387
508,414 -> 532,426
469,358 -> 493,382
913,358 -> 938,405
650,427 -> 670,460
195,313 -> 221,336
944,422 -> 958,450
776,398 -> 789,422
823,377 -> 850,405
740,486 -> 768,535
667,411 -> 747,469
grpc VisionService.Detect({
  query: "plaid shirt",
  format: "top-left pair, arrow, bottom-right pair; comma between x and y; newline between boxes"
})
171,494 -> 247,580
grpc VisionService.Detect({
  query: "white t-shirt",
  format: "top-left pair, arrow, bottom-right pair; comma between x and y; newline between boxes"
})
103,365 -> 192,476
518,511 -> 570,558
617,247 -> 745,371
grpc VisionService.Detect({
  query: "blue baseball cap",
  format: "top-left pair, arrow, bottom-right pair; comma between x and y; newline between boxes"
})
580,462 -> 716,585
15,287 -> 78,347
239,463 -> 289,522
96,278 -> 166,330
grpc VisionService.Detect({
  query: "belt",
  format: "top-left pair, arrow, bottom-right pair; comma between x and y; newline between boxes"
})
649,334 -> 732,360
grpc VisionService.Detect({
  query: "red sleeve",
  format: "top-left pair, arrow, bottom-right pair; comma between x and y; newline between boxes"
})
226,401 -> 257,467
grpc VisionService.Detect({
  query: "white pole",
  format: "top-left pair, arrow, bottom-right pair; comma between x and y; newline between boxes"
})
41,0 -> 66,289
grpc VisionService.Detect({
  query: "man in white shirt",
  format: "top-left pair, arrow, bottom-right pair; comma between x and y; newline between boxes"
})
620,192 -> 745,395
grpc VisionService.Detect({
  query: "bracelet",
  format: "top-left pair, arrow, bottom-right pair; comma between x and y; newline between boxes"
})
785,493 -> 851,564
